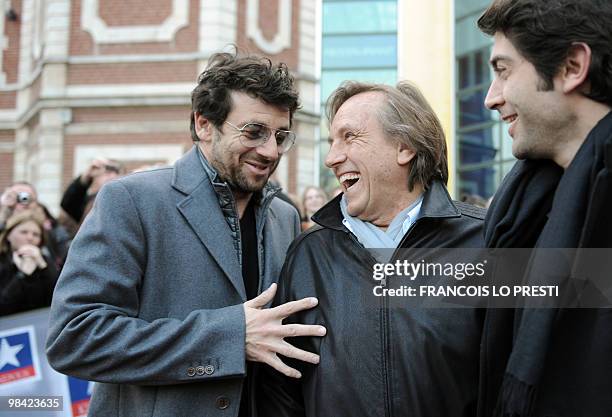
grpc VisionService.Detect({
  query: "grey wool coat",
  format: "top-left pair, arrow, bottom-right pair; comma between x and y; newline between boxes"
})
46,146 -> 300,417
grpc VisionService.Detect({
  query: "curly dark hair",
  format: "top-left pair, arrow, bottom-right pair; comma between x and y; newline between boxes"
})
478,0 -> 612,106
190,51 -> 300,142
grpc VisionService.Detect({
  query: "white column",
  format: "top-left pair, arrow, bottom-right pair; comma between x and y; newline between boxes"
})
199,0 -> 238,71
34,108 -> 70,216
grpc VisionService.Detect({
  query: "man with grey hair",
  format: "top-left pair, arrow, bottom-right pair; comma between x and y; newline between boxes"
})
258,81 -> 486,417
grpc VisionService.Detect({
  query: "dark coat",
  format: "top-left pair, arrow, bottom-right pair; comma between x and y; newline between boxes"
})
258,181 -> 486,417
0,251 -> 58,316
479,111 -> 612,417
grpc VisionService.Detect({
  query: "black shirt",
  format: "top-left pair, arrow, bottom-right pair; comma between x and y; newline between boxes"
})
239,197 -> 259,417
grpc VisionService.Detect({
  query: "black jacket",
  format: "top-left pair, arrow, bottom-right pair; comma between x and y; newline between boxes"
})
0,251 -> 58,316
258,181 -> 486,417
60,176 -> 92,223
479,111 -> 612,417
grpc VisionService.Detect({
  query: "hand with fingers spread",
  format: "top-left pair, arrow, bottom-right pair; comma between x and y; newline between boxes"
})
244,283 -> 326,378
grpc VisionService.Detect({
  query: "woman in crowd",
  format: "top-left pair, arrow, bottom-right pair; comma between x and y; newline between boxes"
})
0,210 -> 58,316
301,186 -> 328,230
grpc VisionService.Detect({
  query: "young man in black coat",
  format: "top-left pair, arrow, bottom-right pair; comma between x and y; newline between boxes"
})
478,1 -> 612,416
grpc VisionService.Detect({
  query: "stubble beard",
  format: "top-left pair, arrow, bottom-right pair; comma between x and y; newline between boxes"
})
513,111 -> 574,161
210,138 -> 279,194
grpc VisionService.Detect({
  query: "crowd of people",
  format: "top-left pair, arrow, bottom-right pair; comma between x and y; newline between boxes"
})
0,158 -> 123,316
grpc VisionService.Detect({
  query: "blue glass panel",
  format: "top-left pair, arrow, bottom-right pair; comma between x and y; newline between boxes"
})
456,48 -> 490,90
323,1 -> 397,34
320,69 -> 397,106
323,34 -> 397,69
474,50 -> 486,85
459,166 -> 498,199
459,129 -> 498,165
455,0 -> 493,20
458,89 -> 493,127
458,55 -> 470,89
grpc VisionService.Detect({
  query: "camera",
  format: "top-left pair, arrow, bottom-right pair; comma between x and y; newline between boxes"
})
17,191 -> 31,204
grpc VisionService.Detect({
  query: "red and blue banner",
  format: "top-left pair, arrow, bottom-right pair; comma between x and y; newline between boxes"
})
0,309 -> 92,417
67,377 -> 91,417
0,326 -> 41,387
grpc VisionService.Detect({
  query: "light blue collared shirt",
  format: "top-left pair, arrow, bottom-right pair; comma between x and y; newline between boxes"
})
341,194 -> 424,249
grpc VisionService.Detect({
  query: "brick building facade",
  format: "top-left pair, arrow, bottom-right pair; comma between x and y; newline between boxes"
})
0,0 -> 319,214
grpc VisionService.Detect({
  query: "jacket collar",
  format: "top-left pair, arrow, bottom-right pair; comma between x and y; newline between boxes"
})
312,180 -> 460,231
172,145 -> 280,206
170,145 -> 282,300
171,146 -> 245,298
171,146 -> 206,195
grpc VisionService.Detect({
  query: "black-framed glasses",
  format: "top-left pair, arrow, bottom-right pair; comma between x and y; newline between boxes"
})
224,121 -> 296,153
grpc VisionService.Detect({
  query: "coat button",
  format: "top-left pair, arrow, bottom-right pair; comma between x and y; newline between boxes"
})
204,364 -> 215,375
186,367 -> 196,377
216,396 -> 230,410
196,366 -> 205,376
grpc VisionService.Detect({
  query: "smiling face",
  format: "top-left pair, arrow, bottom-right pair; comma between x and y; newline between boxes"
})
484,32 -> 574,161
326,92 -> 415,226
196,91 -> 289,196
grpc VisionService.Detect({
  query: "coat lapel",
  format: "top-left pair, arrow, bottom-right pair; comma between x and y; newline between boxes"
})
172,147 -> 246,300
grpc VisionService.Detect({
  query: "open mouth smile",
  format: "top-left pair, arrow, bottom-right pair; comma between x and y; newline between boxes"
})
339,172 -> 361,191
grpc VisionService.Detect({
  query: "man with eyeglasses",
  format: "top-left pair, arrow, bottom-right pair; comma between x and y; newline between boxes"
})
46,52 -> 326,417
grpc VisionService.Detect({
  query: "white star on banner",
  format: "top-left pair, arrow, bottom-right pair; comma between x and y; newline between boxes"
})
0,338 -> 24,369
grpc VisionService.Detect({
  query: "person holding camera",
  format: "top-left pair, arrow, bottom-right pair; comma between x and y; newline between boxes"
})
0,182 -> 71,271
0,182 -> 36,226
0,210 -> 59,316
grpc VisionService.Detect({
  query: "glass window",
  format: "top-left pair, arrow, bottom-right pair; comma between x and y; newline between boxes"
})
322,34 -> 397,69
458,89 -> 493,128
323,1 -> 397,34
456,47 -> 490,89
501,160 -> 516,181
456,0 -> 493,20
319,0 -> 398,192
455,17 -> 492,56
458,56 -> 470,89
458,129 -> 498,166
455,5 -> 515,200
458,166 -> 499,199
321,69 -> 397,106
496,125 -> 515,161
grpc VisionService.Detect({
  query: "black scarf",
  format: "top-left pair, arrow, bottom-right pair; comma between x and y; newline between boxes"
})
481,111 -> 612,417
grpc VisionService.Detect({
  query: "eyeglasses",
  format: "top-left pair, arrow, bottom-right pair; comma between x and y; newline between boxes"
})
224,121 -> 296,153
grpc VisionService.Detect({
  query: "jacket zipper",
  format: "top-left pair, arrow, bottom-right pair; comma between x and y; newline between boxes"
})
347,219 -> 427,417
346,231 -> 392,417
381,277 -> 392,417
384,219 -> 426,417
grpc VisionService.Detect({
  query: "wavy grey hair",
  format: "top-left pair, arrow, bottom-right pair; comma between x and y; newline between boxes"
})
326,80 -> 448,191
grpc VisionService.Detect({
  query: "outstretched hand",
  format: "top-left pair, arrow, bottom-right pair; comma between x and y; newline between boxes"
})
243,283 -> 326,378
